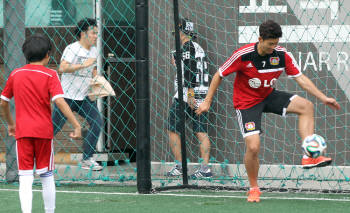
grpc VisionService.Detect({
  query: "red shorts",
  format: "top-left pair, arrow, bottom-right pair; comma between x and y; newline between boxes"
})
16,137 -> 54,176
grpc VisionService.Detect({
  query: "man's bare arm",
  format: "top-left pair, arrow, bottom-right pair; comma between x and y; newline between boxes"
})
59,58 -> 96,74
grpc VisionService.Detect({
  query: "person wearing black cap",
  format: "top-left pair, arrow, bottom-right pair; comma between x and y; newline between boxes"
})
165,18 -> 212,179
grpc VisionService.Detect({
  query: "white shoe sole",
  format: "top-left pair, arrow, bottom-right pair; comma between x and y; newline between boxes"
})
82,166 -> 103,171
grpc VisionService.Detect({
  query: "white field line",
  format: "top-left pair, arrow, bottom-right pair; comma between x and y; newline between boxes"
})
1,189 -> 350,202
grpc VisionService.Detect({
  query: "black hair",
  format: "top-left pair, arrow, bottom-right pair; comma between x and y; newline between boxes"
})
259,20 -> 282,40
75,18 -> 97,40
22,34 -> 52,63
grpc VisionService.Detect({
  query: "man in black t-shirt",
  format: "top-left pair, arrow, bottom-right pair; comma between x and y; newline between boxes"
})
165,18 -> 212,179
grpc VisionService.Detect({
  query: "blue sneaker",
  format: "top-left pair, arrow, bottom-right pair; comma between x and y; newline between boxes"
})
189,165 -> 213,179
166,164 -> 182,177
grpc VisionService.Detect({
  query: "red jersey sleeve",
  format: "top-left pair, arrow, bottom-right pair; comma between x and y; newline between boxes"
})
219,50 -> 243,77
49,72 -> 64,101
1,74 -> 14,102
285,51 -> 302,78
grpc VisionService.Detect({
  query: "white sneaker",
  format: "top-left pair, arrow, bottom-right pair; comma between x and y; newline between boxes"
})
81,158 -> 103,171
166,164 -> 183,177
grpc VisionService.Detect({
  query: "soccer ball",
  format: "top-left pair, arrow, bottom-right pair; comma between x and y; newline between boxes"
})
302,134 -> 327,158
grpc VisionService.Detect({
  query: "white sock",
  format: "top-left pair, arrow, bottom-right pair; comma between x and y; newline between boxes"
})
250,187 -> 259,191
303,155 -> 309,159
40,172 -> 56,213
19,175 -> 34,213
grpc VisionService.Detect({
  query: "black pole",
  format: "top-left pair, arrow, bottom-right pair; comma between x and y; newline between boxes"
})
135,0 -> 151,194
173,0 -> 189,185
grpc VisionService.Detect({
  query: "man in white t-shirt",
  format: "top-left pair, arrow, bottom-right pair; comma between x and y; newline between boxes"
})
52,18 -> 103,171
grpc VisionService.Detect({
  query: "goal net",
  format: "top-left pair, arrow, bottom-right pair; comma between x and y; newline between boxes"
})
1,0 -> 349,192
149,0 -> 350,192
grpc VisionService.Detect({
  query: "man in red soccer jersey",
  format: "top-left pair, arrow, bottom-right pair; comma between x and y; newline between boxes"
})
1,34 -> 81,213
196,20 -> 340,202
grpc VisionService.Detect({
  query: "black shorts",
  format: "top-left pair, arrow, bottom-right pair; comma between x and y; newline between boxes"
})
235,89 -> 297,138
165,99 -> 208,133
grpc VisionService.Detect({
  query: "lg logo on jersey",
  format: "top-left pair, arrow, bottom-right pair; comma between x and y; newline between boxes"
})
248,78 -> 277,88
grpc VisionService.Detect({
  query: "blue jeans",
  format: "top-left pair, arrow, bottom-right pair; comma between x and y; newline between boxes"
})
52,97 -> 103,160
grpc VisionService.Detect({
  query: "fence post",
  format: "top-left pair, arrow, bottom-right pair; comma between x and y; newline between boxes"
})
135,0 -> 151,194
3,0 -> 26,182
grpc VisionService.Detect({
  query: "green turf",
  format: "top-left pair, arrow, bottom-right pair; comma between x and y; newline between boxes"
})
0,184 -> 350,213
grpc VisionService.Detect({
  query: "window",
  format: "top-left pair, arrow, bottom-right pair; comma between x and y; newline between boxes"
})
0,0 -> 135,27
104,0 -> 135,26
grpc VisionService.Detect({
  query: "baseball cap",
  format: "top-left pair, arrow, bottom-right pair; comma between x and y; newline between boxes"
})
172,18 -> 195,36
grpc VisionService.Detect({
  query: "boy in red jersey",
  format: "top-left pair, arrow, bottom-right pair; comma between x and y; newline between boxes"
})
1,34 -> 81,213
196,20 -> 340,202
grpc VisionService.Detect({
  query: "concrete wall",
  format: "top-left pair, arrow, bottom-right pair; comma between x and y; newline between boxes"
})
149,0 -> 350,166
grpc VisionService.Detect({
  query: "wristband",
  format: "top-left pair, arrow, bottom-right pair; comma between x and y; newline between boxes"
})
187,92 -> 195,97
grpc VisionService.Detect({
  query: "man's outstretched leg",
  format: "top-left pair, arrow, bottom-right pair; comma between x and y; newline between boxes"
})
286,96 -> 332,169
